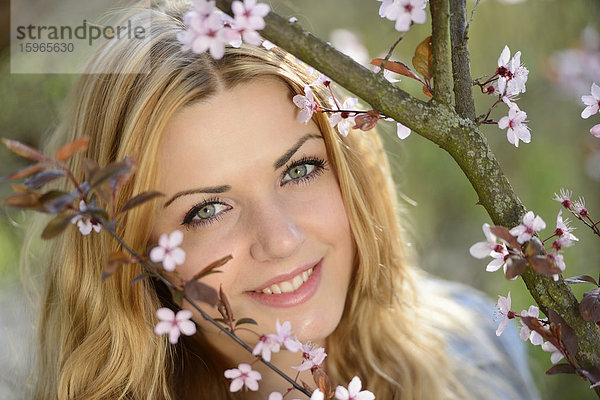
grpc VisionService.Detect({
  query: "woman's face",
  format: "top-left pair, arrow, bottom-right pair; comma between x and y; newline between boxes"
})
153,78 -> 355,344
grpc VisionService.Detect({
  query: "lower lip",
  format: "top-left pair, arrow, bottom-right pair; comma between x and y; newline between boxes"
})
245,260 -> 322,308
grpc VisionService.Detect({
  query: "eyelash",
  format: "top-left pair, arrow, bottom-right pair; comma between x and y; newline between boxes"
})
181,155 -> 328,229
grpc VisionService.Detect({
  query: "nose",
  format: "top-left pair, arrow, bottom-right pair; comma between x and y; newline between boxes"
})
248,199 -> 304,262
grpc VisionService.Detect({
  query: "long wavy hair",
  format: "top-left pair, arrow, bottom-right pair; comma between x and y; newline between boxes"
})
24,2 -> 469,399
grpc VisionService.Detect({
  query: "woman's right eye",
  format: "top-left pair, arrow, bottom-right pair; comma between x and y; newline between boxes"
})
182,200 -> 231,228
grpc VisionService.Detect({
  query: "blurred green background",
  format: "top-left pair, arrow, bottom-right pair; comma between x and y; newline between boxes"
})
1,0 -> 599,398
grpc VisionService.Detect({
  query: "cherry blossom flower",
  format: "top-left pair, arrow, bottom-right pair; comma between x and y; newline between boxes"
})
310,73 -> 332,87
335,376 -> 375,400
154,308 -> 196,344
292,342 -> 327,371
311,389 -> 325,400
329,97 -> 358,137
497,103 -> 531,147
396,122 -> 411,139
591,124 -> 600,138
541,341 -> 564,364
496,46 -> 529,97
274,320 -> 300,351
519,306 -> 544,346
262,40 -> 276,50
553,188 -> 573,209
378,0 -> 428,32
252,334 -> 281,362
150,230 -> 186,271
178,11 -> 230,59
509,211 -> 546,244
293,86 -> 319,124
224,363 -> 262,392
469,223 -> 509,273
268,393 -> 283,400
495,292 -> 515,336
70,200 -> 102,235
554,210 -> 578,242
573,197 -> 590,218
231,0 -> 270,46
581,82 -> 600,119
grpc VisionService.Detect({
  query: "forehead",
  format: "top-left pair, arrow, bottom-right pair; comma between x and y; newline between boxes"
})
159,78 -> 323,184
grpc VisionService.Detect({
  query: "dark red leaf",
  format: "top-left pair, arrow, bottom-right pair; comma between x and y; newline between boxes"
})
120,191 -> 165,214
489,225 -> 520,250
55,137 -> 89,162
422,84 -> 433,97
89,161 -> 131,189
24,169 -> 65,189
564,275 -> 599,286
2,192 -> 42,209
184,280 -> 219,306
218,285 -> 234,323
191,254 -> 233,282
103,251 -> 131,282
352,110 -> 381,131
525,237 -> 545,257
83,158 -> 100,183
312,368 -> 334,399
580,288 -> 600,323
579,366 -> 600,387
1,163 -> 46,181
548,309 -> 578,358
235,317 -> 258,327
370,58 -> 420,81
40,191 -> 77,214
545,363 -> 576,375
504,255 -> 527,280
412,36 -> 433,80
41,213 -> 74,239
529,255 -> 563,276
2,138 -> 49,161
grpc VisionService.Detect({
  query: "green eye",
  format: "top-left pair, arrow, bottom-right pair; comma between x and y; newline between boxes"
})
197,204 -> 216,219
283,164 -> 315,183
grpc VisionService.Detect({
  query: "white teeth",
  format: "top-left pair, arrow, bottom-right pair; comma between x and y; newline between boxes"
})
260,266 -> 315,294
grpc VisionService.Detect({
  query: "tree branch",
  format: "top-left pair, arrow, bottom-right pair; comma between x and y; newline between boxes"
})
430,0 -> 453,105
215,0 -> 600,382
449,0 -> 477,120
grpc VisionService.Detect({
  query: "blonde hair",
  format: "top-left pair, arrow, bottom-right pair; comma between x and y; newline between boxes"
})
25,3 -> 468,399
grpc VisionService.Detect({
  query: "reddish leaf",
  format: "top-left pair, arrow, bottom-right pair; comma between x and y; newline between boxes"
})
2,138 -> 48,161
579,366 -> 600,387
504,255 -> 527,280
10,184 -> 29,193
564,275 -> 599,286
185,280 -> 219,306
41,213 -> 74,239
112,156 -> 137,192
579,288 -> 600,323
525,237 -> 545,257
312,368 -> 334,399
489,225 -> 520,250
545,363 -> 576,375
548,309 -> 578,358
529,255 -> 563,276
55,137 -> 89,162
2,192 -> 42,209
103,251 -> 131,282
1,163 -> 46,181
422,84 -> 433,97
353,110 -> 381,131
370,58 -> 420,81
120,191 -> 165,214
191,254 -> 233,282
83,158 -> 100,183
40,191 -> 77,214
412,36 -> 433,81
218,285 -> 234,323
89,161 -> 131,189
24,170 -> 65,189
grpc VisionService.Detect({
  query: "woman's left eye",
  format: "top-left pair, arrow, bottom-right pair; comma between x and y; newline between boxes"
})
281,157 -> 327,185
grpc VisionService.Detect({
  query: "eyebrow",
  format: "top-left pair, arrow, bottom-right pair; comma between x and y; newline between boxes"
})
164,133 -> 323,208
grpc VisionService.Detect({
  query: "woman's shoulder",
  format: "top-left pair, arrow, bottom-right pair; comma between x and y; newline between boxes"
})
421,278 -> 541,400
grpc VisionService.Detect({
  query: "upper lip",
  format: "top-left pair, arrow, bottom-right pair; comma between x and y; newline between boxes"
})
249,259 -> 321,292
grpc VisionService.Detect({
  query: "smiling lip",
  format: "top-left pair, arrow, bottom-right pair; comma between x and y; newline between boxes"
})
245,259 -> 323,308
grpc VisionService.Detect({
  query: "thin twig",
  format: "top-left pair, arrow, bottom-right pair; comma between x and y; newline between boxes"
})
378,33 -> 405,77
463,0 -> 481,43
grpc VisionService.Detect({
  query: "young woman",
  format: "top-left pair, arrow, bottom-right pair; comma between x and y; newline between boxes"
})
25,3 -> 539,399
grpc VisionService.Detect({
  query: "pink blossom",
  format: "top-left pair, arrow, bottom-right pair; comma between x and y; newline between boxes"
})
268,393 -> 283,400
553,188 -> 573,209
334,376 -> 375,400
591,124 -> 600,138
573,197 -> 590,218
519,306 -> 544,346
70,200 -> 102,235
154,308 -> 196,344
224,363 -> 262,392
547,252 -> 566,281
541,341 -> 564,364
293,86 -> 319,124
396,122 -> 411,139
311,389 -> 325,400
495,292 -> 514,336
150,230 -> 186,271
275,320 -> 301,351
231,0 -> 270,46
379,0 -> 428,32
554,210 -> 578,242
329,97 -> 358,137
497,103 -> 531,147
581,82 -> 600,119
292,342 -> 327,371
496,46 -> 529,97
509,211 -> 546,244
262,40 -> 276,50
252,334 -> 281,362
469,223 -> 509,273
178,11 -> 230,59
